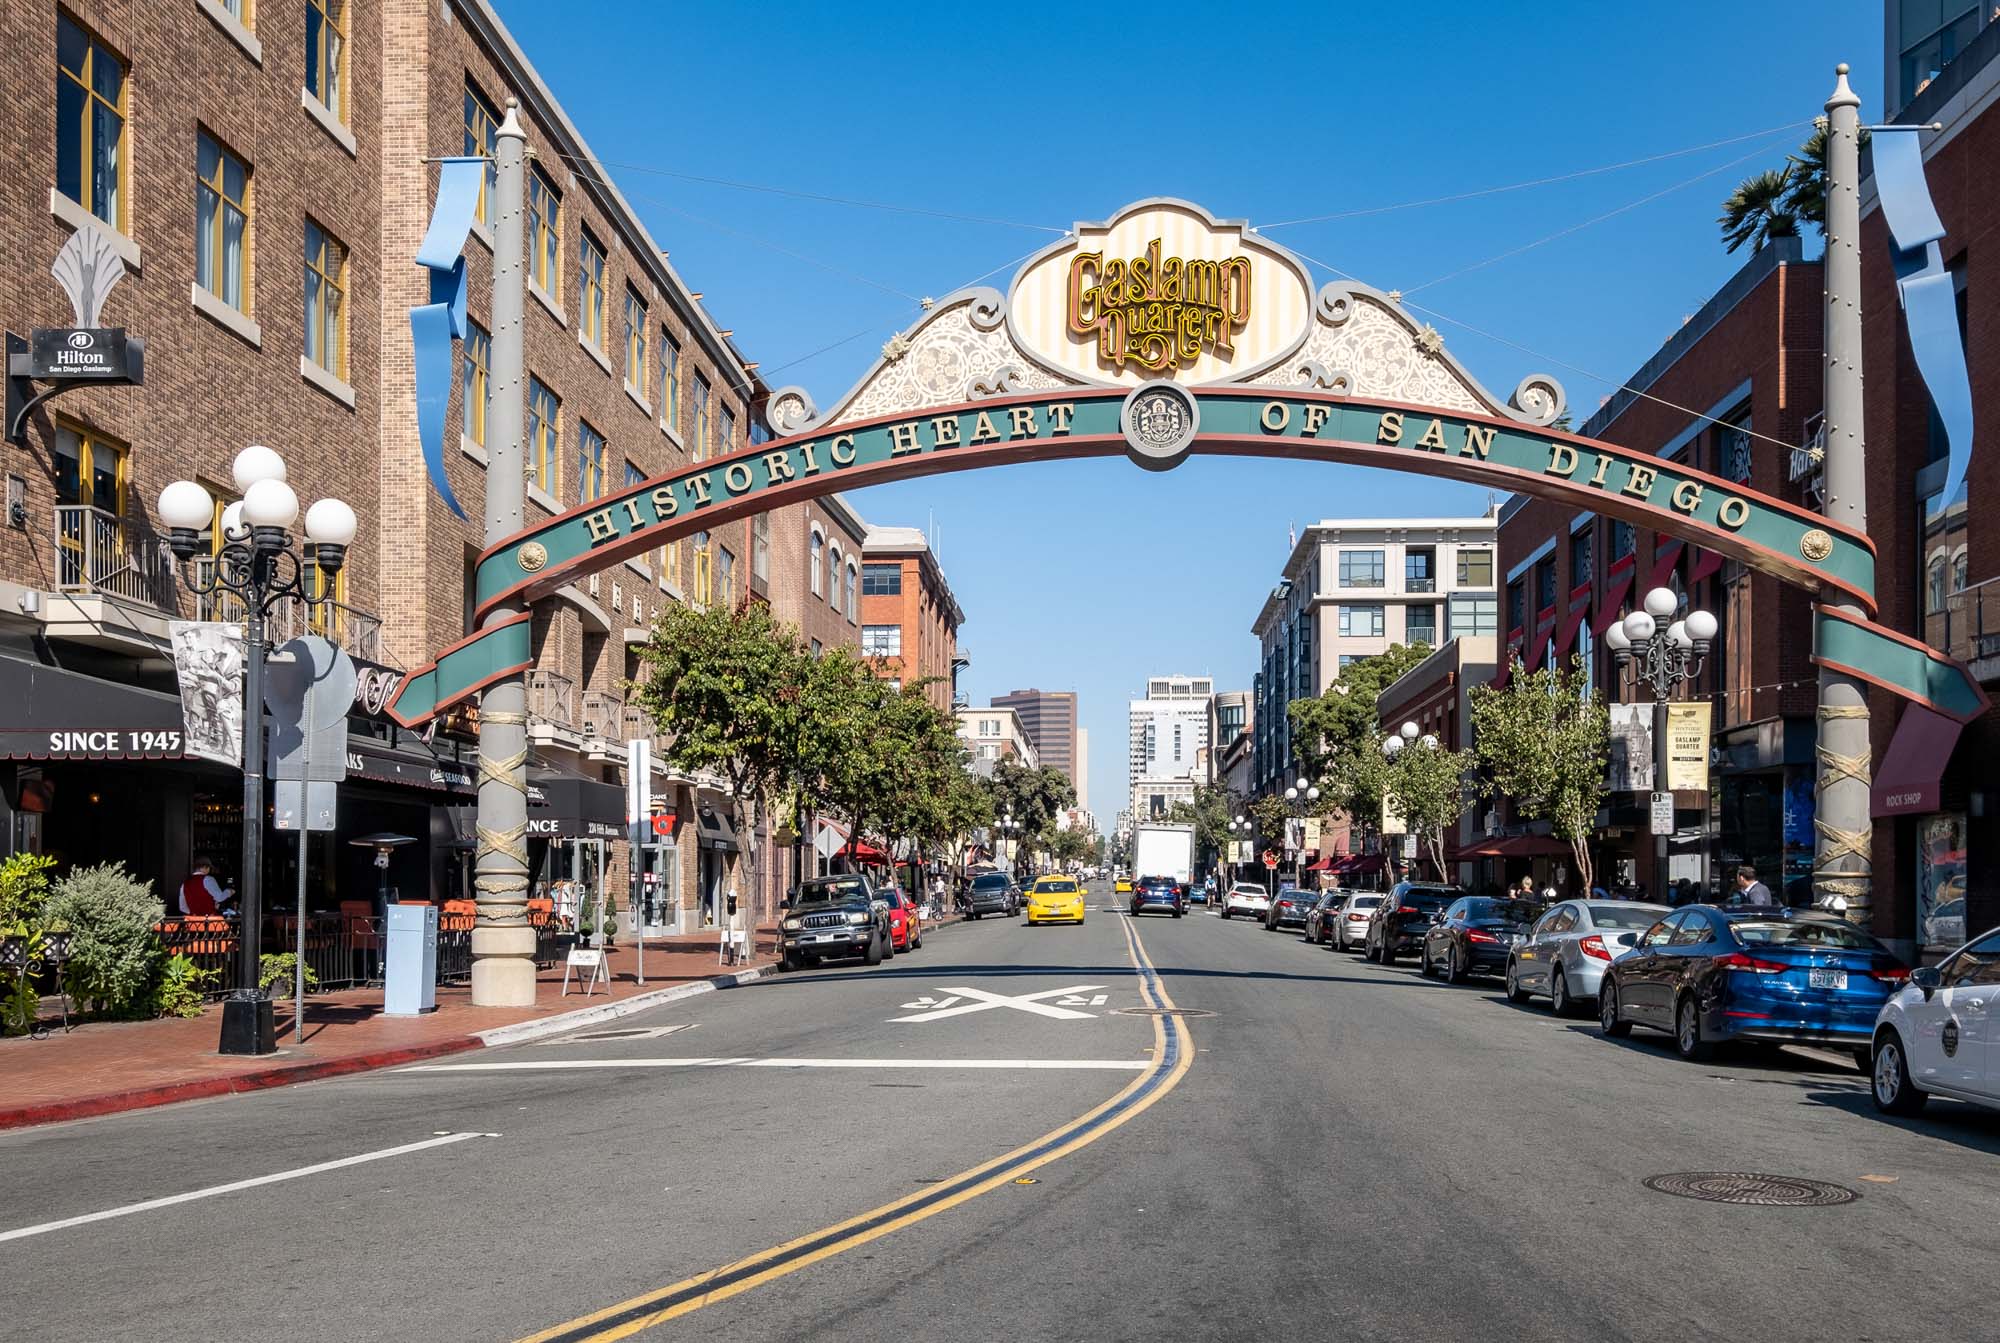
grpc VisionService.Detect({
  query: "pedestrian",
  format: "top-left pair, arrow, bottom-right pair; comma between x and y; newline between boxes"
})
178,855 -> 233,917
1515,875 -> 1537,900
1728,864 -> 1774,908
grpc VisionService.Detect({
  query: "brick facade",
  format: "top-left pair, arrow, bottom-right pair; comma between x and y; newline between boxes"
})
858,526 -> 963,710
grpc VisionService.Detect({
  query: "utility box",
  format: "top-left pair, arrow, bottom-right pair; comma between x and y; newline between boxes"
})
384,903 -> 438,1015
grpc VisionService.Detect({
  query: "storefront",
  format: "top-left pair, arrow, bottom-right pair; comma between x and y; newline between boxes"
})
693,802 -> 738,927
526,766 -> 624,928
1872,703 -> 1973,962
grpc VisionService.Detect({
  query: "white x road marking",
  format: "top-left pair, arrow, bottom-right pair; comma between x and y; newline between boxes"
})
890,984 -> 1108,1024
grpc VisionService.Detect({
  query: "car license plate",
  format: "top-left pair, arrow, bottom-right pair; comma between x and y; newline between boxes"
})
1808,968 -> 1848,990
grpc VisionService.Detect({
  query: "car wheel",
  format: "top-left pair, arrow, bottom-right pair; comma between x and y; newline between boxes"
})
1505,961 -> 1530,1003
779,953 -> 799,973
882,932 -> 895,960
1549,968 -> 1574,1018
1380,939 -> 1396,965
1871,1032 -> 1928,1115
1674,997 -> 1711,1061
863,932 -> 885,966
1444,944 -> 1464,984
1599,979 -> 1631,1037
913,929 -> 923,950
1419,945 -> 1434,978
1173,910 -> 1183,919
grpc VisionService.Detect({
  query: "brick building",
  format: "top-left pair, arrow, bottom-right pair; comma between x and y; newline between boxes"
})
1494,238 -> 1823,905
858,525 -> 963,709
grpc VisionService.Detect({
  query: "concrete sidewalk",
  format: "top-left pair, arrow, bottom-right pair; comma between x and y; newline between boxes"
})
0,926 -> 782,1131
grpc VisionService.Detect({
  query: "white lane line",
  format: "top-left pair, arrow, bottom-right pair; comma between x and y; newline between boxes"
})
403,1057 -> 1150,1073
0,1131 -> 497,1245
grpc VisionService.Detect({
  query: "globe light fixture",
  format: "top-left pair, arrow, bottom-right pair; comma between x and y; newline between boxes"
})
157,479 -> 213,532
231,443 -> 287,491
1382,735 -> 1403,757
1400,721 -> 1420,742
1643,585 -> 1680,620
1419,734 -> 1439,751
1603,619 -> 1632,654
1607,582 -> 1717,912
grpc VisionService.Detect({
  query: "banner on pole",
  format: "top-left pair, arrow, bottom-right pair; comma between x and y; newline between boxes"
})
1664,702 -> 1712,793
168,621 -> 246,767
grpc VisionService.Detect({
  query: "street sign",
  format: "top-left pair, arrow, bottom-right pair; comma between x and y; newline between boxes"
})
274,780 -> 337,832
1262,851 -> 1279,870
266,636 -> 356,783
29,327 -> 133,380
651,813 -> 677,838
1650,791 -> 1674,835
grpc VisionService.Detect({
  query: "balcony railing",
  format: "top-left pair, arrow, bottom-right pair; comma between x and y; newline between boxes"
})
53,505 -> 174,610
1405,575 -> 1437,593
528,669 -> 576,730
580,689 -> 626,742
1927,578 -> 2000,666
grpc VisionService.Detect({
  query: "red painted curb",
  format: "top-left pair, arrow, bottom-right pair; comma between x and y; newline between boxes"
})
0,1033 -> 485,1132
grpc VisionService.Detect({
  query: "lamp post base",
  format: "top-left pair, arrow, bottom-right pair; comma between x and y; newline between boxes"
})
218,991 -> 277,1055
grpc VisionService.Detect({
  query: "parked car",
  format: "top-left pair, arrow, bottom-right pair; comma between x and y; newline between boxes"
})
1187,881 -> 1212,905
1264,885 -> 1314,931
1505,899 -> 1671,1015
1301,890 -> 1347,944
1131,875 -> 1186,918
1923,897 -> 1966,949
1221,881 -> 1272,920
1598,906 -> 1910,1064
878,884 -> 923,952
778,874 -> 894,970
1363,883 -> 1464,963
1421,896 -> 1543,982
1026,875 -> 1086,926
1329,891 -> 1385,951
964,871 -> 1014,920
1871,925 -> 2000,1115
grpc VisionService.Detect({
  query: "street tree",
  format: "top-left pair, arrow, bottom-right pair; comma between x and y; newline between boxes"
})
1166,782 -> 1239,870
1385,739 -> 1481,883
1467,653 -> 1610,896
1245,793 -> 1292,859
632,601 -> 806,921
1719,168 -> 1800,254
1288,642 -> 1431,849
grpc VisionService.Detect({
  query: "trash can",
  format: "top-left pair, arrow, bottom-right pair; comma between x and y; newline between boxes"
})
384,902 -> 438,1015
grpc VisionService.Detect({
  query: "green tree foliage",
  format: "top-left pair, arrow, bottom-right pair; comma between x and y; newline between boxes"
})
45,862 -> 164,1018
1467,654 -> 1610,895
1385,739 -> 1481,882
1167,782 -> 1240,867
1288,643 -> 1432,842
1719,169 -> 1799,254
1246,793 -> 1292,854
985,758 -> 1076,862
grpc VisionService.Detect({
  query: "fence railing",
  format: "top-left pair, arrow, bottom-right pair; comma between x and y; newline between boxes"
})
270,594 -> 386,663
54,505 -> 175,610
1926,578 -> 2000,665
154,913 -> 501,997
528,669 -> 576,730
580,689 -> 626,742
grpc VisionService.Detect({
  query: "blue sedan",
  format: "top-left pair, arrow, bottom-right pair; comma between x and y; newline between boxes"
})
1598,905 -> 1910,1065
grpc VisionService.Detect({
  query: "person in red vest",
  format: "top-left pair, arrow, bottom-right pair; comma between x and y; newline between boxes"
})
178,856 -> 234,917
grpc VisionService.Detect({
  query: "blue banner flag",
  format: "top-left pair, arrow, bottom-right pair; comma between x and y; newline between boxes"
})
1874,128 -> 1974,510
407,156 -> 486,521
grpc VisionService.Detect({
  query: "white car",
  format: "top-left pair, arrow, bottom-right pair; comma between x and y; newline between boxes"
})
1332,892 -> 1385,951
1221,882 -> 1271,920
1871,925 -> 2000,1116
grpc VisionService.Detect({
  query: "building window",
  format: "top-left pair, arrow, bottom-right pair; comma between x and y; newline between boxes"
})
661,537 -> 679,591
693,374 -> 712,459
1338,604 -> 1384,638
303,218 -> 347,379
623,289 -> 647,393
719,405 -> 736,455
56,13 -> 128,232
1721,408 -> 1753,484
1569,527 -> 1593,588
527,377 -> 559,495
861,562 -> 900,596
753,512 -> 770,584
1506,582 -> 1526,631
716,545 -> 735,608
462,320 -> 491,447
1900,3 -> 1980,105
307,0 -> 347,123
1338,549 -> 1385,587
1534,558 -> 1557,612
692,530 -> 712,607
528,168 -> 561,299
305,559 -> 348,642
809,527 -> 824,595
845,562 -> 858,620
660,334 -> 681,435
578,231 -> 606,352
1405,548 -> 1436,593
577,420 -> 607,502
1406,604 -> 1437,646
463,82 -> 499,227
1610,521 -> 1636,563
827,544 -> 843,613
862,625 -> 902,657
1455,548 -> 1493,587
52,421 -> 124,514
194,131 -> 250,312
1337,654 -> 1359,671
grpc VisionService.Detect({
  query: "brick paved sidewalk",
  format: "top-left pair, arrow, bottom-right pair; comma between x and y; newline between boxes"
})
0,925 -> 785,1131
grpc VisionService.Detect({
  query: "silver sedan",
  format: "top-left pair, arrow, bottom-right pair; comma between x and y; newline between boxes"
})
1505,899 -> 1671,1015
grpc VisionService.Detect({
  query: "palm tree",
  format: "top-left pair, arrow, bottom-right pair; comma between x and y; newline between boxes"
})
1783,126 -> 1830,231
1718,169 -> 1800,254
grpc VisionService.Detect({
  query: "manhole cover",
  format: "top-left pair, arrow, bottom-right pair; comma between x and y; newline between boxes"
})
1112,1007 -> 1213,1018
1642,1173 -> 1859,1207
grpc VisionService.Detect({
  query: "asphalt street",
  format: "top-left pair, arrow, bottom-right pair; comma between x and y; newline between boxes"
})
4,883 -> 1998,1343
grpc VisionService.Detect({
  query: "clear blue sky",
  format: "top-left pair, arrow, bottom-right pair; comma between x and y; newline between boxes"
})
493,0 -> 1877,826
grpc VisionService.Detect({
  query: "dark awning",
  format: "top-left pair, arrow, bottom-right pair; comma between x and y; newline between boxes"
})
1871,704 -> 1963,817
695,806 -> 739,851
527,769 -> 624,840
345,738 -> 474,795
0,656 -> 189,760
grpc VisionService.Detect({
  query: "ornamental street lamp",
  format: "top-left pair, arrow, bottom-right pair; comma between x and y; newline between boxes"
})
159,447 -> 358,1056
1283,774 -> 1321,887
1605,585 -> 1717,906
1380,723 -> 1434,881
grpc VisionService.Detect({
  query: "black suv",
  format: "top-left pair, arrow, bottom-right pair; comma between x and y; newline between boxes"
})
964,871 -> 1014,919
1364,882 -> 1465,964
780,874 -> 893,970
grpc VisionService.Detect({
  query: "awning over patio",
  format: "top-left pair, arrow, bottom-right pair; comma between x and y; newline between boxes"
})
1870,703 -> 1963,817
1461,834 -> 1575,858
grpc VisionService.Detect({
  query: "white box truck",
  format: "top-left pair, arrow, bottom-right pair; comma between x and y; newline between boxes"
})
1132,822 -> 1196,886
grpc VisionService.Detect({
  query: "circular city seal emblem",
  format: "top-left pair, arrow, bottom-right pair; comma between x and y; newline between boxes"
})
516,541 -> 549,573
1120,381 -> 1199,472
1799,528 -> 1834,562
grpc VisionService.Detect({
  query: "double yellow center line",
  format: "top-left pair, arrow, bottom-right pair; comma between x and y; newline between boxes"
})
517,915 -> 1192,1342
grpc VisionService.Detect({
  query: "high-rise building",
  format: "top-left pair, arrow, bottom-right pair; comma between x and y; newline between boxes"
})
1075,726 -> 1090,812
992,689 -> 1077,785
1128,676 -> 1213,822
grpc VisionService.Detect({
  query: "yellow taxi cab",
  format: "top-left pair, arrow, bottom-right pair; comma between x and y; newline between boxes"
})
1026,875 -> 1086,925
1113,875 -> 1133,895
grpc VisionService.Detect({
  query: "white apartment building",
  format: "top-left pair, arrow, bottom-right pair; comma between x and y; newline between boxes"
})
957,706 -> 1039,773
1128,675 -> 1214,822
1251,511 -> 1498,793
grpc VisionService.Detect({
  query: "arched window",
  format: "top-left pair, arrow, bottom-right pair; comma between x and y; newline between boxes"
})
1927,555 -> 1948,613
827,544 -> 843,614
1952,547 -> 1969,594
809,527 -> 824,596
845,562 -> 858,621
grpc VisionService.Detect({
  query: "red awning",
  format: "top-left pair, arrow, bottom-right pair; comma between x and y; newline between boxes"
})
1647,539 -> 1685,591
1522,624 -> 1554,676
843,838 -> 889,863
1462,834 -> 1575,858
1870,704 -> 1965,817
1593,565 -> 1637,634
1334,854 -> 1384,876
1553,601 -> 1590,661
1688,546 -> 1724,584
1306,856 -> 1335,872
